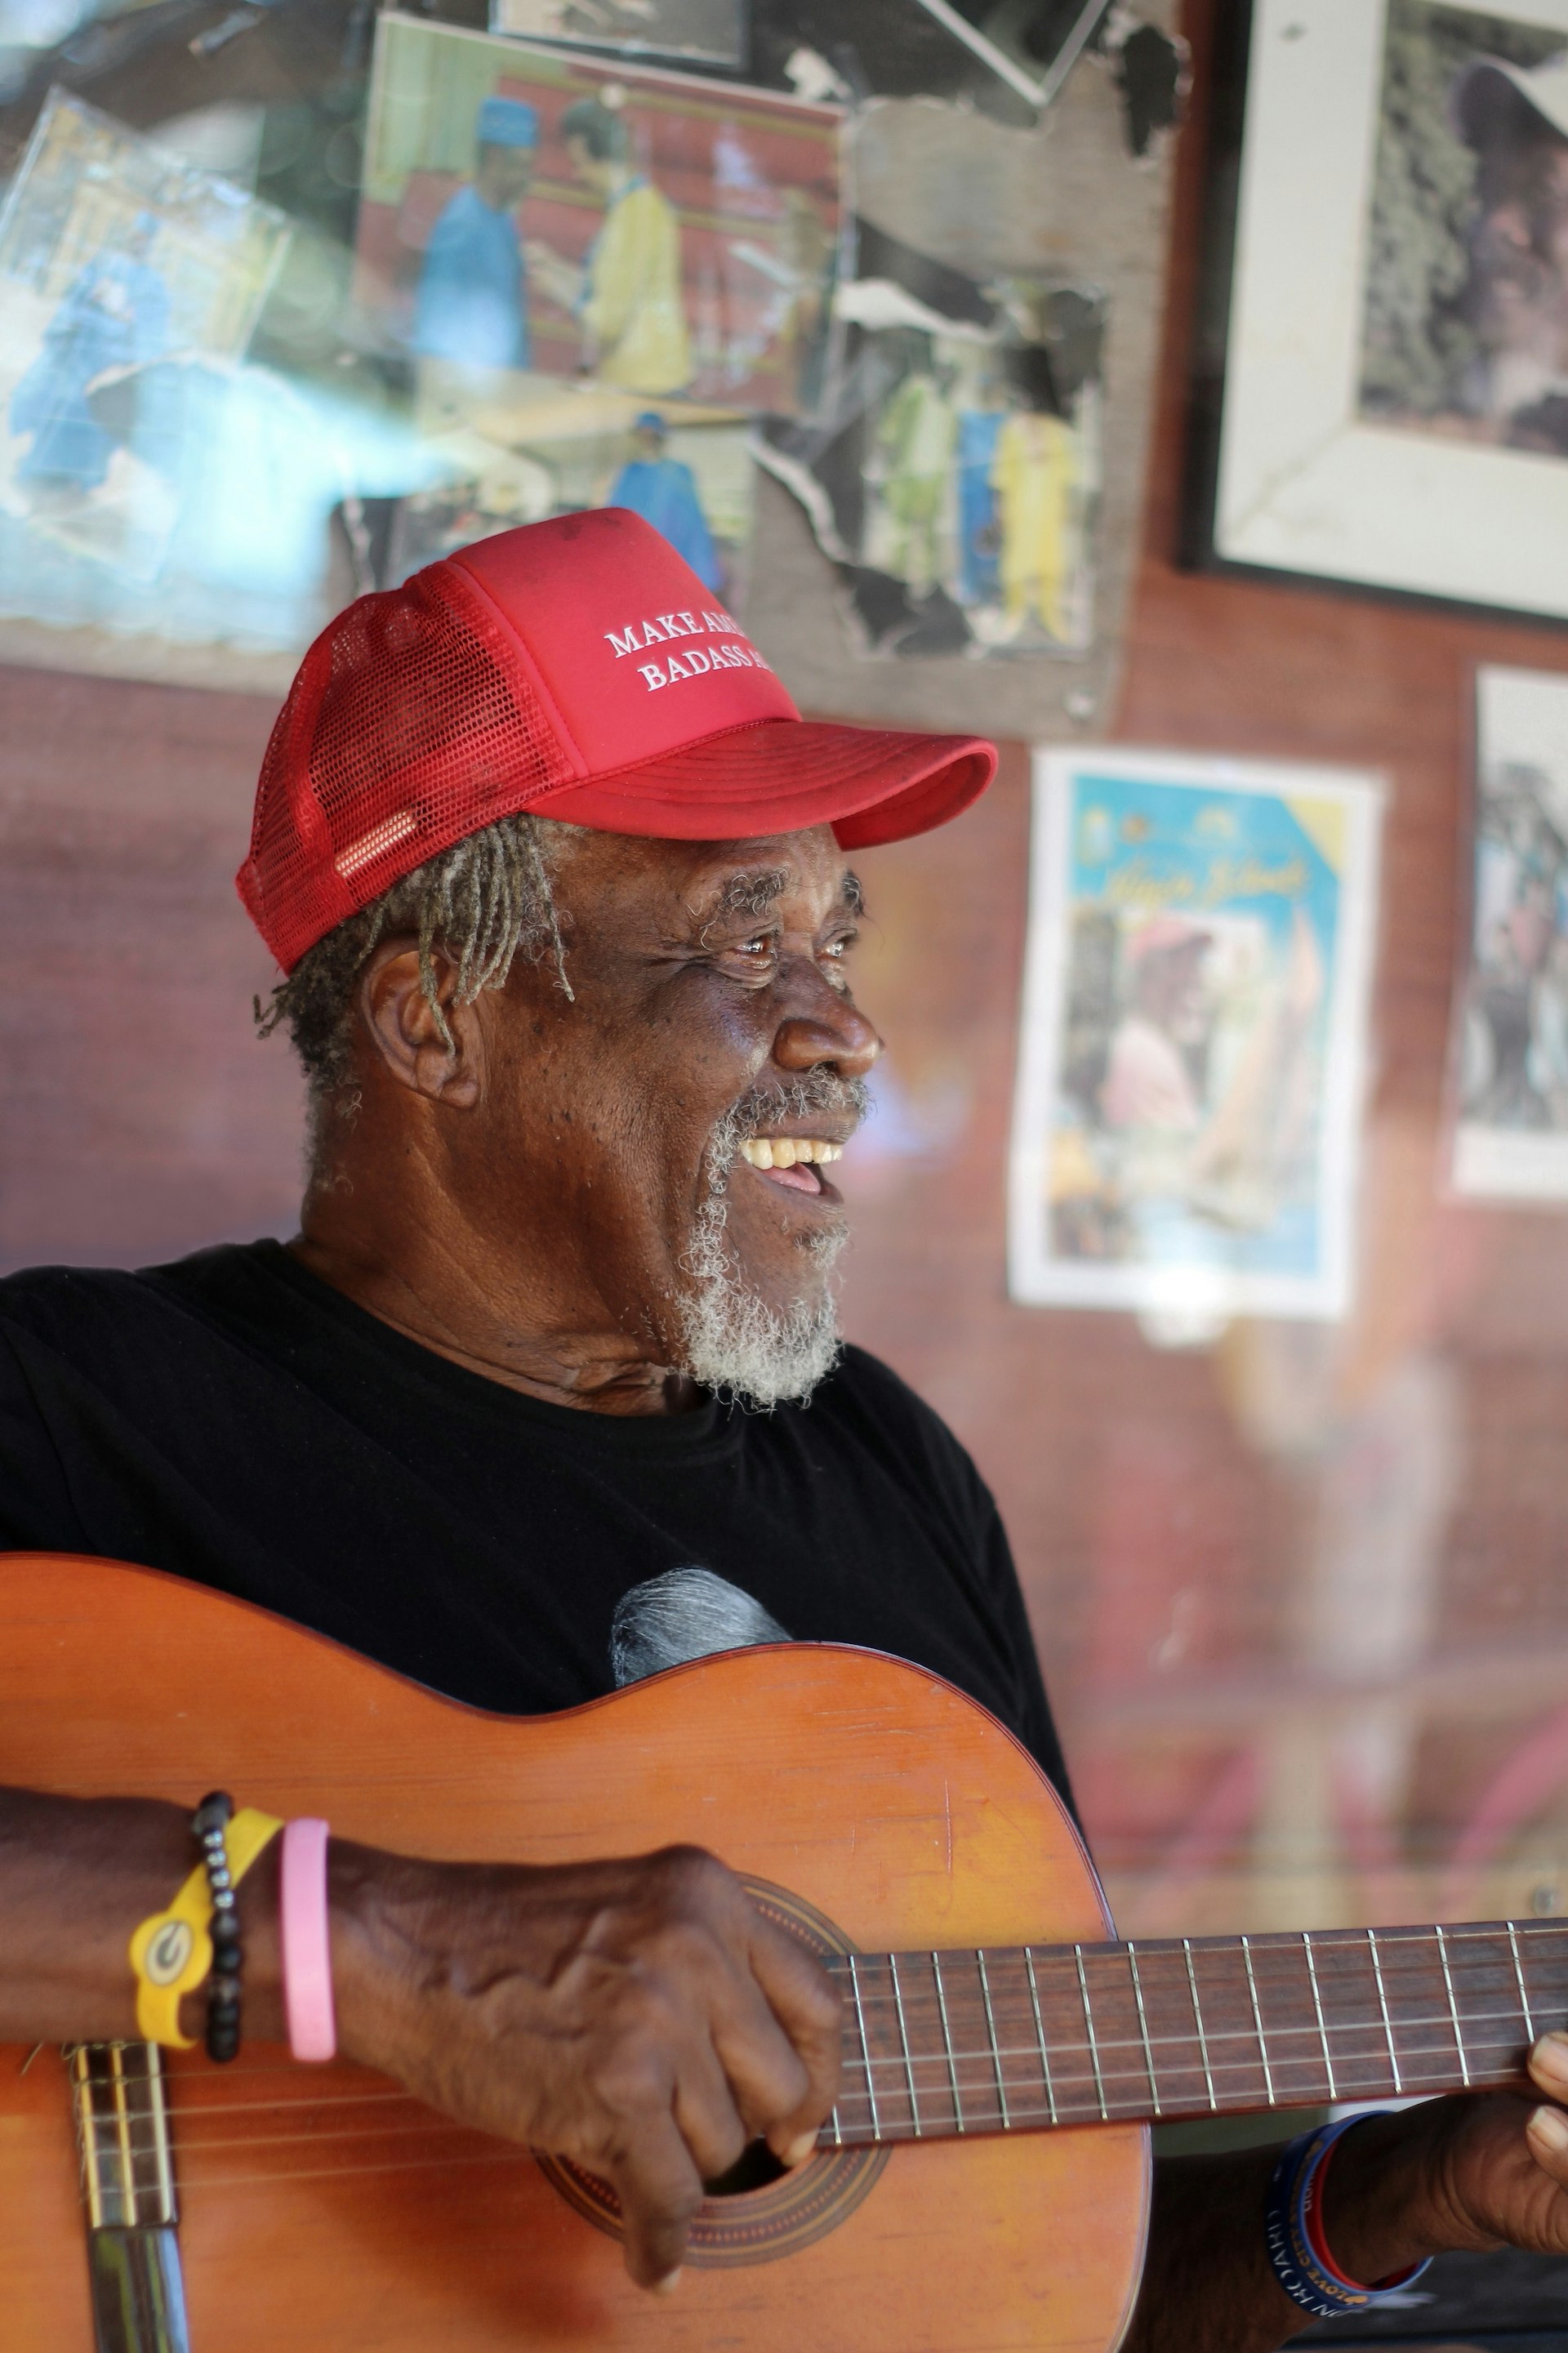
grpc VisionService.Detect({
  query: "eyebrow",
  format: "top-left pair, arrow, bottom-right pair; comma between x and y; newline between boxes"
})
688,867 -> 789,934
690,864 -> 867,934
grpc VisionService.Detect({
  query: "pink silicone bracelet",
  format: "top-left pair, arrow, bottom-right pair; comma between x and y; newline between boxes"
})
279,1817 -> 336,2062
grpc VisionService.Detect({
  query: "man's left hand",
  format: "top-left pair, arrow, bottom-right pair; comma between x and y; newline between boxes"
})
1419,2033 -> 1568,2253
1326,2034 -> 1568,2275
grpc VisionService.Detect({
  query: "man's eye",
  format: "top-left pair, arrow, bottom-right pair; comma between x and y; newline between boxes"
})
737,936 -> 773,958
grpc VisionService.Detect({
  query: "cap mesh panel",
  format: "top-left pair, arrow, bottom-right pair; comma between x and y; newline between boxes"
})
243,566 -> 575,971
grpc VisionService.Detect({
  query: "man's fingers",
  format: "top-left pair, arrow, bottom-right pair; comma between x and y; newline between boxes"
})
1531,2032 -> 1568,2099
1524,2047 -> 1568,2192
743,1910 -> 843,2154
1530,2105 -> 1568,2164
609,2114 -> 705,2292
708,1976 -> 814,2142
670,2030 -> 752,2185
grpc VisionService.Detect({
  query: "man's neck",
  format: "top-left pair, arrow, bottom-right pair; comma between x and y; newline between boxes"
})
290,1219 -> 696,1420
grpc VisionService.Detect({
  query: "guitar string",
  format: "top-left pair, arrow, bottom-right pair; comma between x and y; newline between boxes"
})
91,2043 -> 1544,2195
77,1927 -> 1566,2108
70,1933 -> 1566,2141
81,2023 -> 1540,2155
831,1996 -> 1553,2070
76,1964 -> 1561,2133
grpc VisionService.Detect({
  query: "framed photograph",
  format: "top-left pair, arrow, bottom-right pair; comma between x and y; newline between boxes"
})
490,0 -> 746,72
1009,747 -> 1383,1321
1451,665 -> 1568,1199
1201,0 -> 1568,622
358,14 -> 843,414
905,0 -> 1187,143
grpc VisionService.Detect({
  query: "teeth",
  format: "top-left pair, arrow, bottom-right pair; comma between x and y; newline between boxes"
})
739,1139 -> 844,1169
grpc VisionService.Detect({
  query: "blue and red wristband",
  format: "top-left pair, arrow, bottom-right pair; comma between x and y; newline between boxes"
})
1264,2116 -> 1432,2321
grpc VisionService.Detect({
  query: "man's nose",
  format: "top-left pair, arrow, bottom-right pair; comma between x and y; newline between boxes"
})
773,1001 -> 882,1081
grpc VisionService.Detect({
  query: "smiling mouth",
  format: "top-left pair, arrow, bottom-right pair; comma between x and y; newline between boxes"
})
737,1137 -> 844,1196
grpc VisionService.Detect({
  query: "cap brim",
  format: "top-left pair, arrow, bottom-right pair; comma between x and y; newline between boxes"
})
528,716 -> 997,849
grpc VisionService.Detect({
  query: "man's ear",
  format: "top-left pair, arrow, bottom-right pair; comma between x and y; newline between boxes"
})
357,940 -> 483,1109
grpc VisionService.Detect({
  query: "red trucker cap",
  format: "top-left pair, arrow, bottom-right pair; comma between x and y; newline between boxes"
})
238,506 -> 997,973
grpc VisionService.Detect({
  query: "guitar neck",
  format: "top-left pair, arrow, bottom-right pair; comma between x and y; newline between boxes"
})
822,1920 -> 1568,2147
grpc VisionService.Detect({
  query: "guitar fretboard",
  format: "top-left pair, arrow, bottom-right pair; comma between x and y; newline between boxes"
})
820,1921 -> 1568,2146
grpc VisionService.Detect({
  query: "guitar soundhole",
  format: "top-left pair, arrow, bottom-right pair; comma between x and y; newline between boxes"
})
535,1878 -> 889,2268
704,2140 -> 789,2196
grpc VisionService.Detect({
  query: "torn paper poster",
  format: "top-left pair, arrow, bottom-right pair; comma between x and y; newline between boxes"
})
756,238 -> 1105,660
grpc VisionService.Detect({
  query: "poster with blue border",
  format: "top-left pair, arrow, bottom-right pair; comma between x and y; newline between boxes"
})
1009,748 -> 1383,1322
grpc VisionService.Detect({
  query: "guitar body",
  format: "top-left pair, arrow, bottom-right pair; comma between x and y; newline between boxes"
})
0,1554 -> 1147,2353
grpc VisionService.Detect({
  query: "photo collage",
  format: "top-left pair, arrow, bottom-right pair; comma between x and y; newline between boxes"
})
0,2 -> 1124,679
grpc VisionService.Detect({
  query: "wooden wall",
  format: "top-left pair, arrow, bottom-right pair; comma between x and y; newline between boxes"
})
842,0 -> 1568,1932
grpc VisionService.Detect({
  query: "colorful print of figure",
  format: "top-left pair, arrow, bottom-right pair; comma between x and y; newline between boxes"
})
954,404 -> 1004,606
867,368 -> 957,597
990,408 -> 1078,639
529,97 -> 692,394
608,412 -> 720,588
11,220 -> 170,492
413,96 -> 538,371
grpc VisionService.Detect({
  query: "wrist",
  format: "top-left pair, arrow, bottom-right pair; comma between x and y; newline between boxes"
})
1320,2103 -> 1499,2281
323,1838 -> 439,2074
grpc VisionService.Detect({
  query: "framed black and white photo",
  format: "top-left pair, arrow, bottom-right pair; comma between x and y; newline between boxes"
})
1199,0 -> 1568,623
1451,664 -> 1568,1199
489,0 -> 746,72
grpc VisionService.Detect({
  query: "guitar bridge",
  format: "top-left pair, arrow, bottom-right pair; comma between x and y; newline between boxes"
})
68,2043 -> 190,2353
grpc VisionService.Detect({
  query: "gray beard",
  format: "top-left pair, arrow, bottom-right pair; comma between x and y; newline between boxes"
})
675,1073 -> 867,1410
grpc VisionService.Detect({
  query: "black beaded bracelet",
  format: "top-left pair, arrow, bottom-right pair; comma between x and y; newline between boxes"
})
193,1790 -> 243,2064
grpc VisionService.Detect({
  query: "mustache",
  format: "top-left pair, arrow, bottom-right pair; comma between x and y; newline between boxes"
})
706,1071 -> 871,1183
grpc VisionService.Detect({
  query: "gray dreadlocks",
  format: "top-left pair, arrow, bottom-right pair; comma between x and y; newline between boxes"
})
256,813 -> 577,1106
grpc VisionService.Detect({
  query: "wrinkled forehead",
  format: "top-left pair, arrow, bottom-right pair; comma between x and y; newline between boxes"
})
555,824 -> 862,929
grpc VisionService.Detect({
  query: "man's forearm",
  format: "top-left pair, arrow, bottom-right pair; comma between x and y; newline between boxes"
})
1125,2149 -> 1306,2353
0,1786 -> 284,2043
1129,2106 -> 1504,2353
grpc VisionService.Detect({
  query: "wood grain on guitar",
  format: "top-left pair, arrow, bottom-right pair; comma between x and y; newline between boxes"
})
0,1556 -> 1561,2351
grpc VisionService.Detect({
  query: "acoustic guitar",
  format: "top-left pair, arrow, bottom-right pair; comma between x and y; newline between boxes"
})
2,1553 -> 1563,2353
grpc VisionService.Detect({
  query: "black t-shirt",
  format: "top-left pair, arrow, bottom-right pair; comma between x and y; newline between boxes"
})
0,1241 -> 1070,1803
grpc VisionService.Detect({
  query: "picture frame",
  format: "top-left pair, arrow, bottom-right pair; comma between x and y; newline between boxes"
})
489,0 -> 746,74
1192,0 -> 1568,626
1009,746 -> 1383,1322
359,14 -> 843,416
1450,663 -> 1568,1201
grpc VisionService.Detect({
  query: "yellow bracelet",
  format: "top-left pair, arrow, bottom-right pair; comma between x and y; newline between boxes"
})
128,1807 -> 283,2049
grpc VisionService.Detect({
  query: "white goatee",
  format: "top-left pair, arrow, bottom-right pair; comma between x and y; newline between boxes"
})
675,1076 -> 865,1410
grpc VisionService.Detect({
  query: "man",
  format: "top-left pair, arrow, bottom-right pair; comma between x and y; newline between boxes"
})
1452,51 -> 1568,447
4,509 -> 1568,2337
608,408 -> 722,586
412,94 -> 538,371
527,96 -> 692,392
